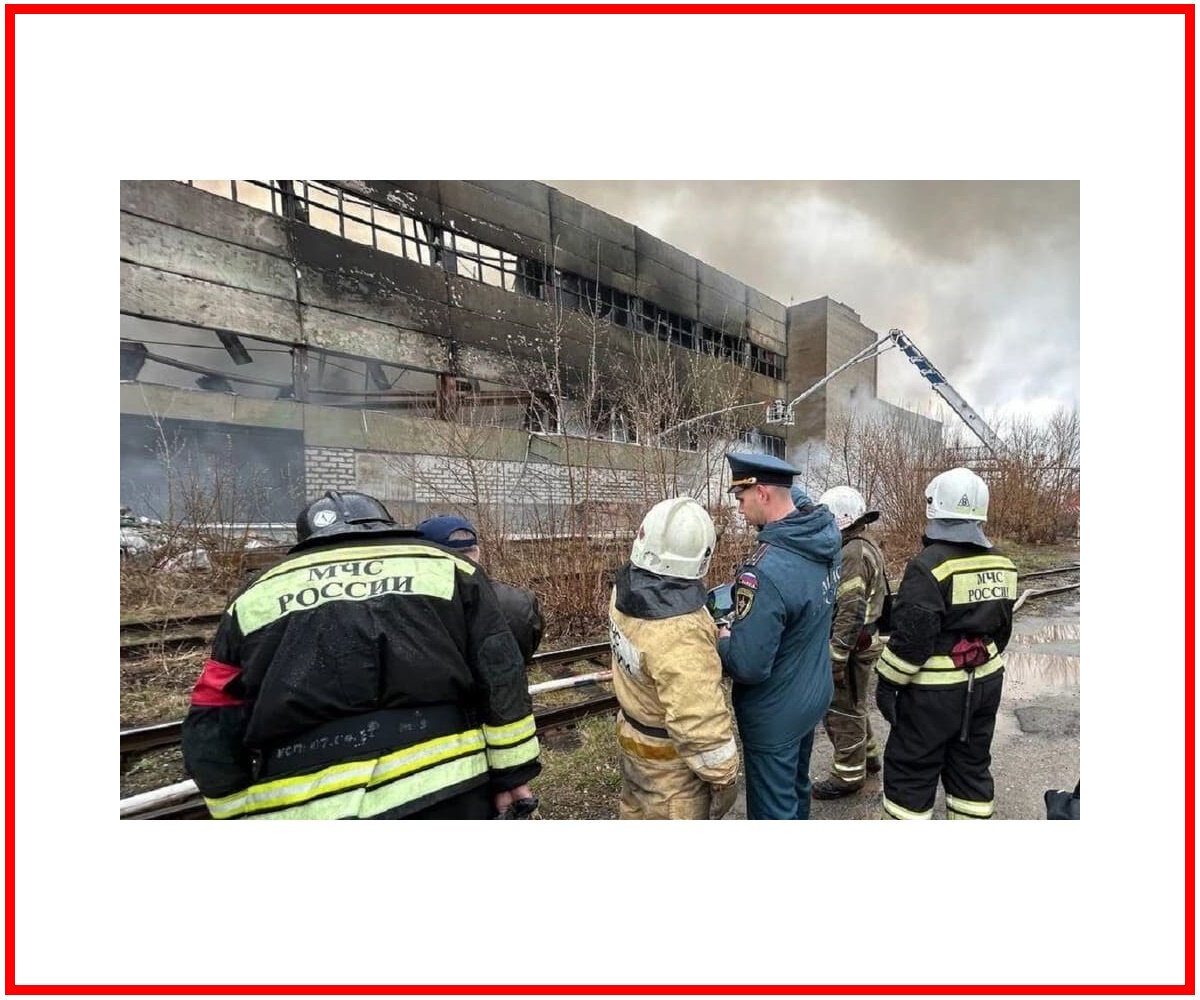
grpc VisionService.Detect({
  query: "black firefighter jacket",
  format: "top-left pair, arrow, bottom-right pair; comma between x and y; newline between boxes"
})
878,539 -> 1016,689
181,534 -> 541,819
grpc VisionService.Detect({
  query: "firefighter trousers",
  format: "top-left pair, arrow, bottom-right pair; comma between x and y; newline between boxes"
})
821,648 -> 881,789
881,672 -> 1003,820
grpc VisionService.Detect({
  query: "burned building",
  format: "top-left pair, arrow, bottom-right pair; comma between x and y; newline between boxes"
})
119,180 -> 911,529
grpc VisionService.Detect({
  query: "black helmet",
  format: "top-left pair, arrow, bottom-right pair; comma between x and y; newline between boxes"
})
292,490 -> 408,550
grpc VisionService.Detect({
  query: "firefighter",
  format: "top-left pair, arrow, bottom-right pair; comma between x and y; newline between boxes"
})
610,497 -> 740,820
718,454 -> 842,820
811,486 -> 887,799
875,468 -> 1017,820
181,490 -> 540,819
416,514 -> 545,664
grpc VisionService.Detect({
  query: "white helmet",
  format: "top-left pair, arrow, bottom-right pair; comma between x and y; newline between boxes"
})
818,486 -> 878,531
925,467 -> 989,521
630,497 -> 716,580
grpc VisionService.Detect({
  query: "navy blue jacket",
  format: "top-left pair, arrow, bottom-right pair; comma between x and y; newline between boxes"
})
718,502 -> 843,747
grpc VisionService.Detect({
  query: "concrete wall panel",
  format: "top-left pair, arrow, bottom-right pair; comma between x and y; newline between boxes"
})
549,189 -> 637,250
635,229 -> 698,278
337,180 -> 443,226
697,262 -> 744,302
440,180 -> 551,259
289,225 -> 450,305
746,310 -> 787,353
747,287 -> 786,324
121,214 -> 296,300
697,284 -> 746,333
121,261 -> 302,343
120,382 -> 305,430
300,305 -> 450,372
299,265 -> 449,336
121,180 -> 291,257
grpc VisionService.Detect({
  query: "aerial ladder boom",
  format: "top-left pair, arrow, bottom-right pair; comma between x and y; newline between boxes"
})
652,326 -> 1003,456
888,329 -> 1004,454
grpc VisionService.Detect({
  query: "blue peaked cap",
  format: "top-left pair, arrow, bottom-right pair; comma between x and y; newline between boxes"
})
726,452 -> 801,491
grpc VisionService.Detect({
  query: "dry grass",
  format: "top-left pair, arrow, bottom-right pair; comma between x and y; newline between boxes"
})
534,713 -> 621,820
120,647 -> 205,727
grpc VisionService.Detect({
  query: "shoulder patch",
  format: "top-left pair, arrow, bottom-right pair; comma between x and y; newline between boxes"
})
734,584 -> 757,621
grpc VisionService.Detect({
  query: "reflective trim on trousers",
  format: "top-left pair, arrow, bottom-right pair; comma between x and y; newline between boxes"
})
882,795 -> 934,820
946,793 -> 994,819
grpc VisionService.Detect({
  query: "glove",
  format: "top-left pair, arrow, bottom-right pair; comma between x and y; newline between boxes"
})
876,678 -> 901,725
708,780 -> 739,820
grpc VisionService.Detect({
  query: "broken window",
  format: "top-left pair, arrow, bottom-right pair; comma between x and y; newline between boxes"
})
174,182 -> 783,381
738,429 -> 786,459
120,315 -> 295,400
522,393 -> 561,434
305,348 -> 436,412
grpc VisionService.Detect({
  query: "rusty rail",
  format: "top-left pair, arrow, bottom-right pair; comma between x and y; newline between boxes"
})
120,639 -> 611,756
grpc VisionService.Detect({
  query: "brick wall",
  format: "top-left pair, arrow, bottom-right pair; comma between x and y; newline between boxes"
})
304,446 -> 357,497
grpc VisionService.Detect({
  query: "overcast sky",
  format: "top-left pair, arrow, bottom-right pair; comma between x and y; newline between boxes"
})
544,181 -> 1079,428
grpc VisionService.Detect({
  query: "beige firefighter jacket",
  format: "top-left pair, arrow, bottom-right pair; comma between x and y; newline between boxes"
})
609,593 -> 739,792
830,527 -> 887,668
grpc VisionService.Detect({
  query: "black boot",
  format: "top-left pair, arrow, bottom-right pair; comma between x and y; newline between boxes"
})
812,778 -> 862,800
866,755 -> 882,774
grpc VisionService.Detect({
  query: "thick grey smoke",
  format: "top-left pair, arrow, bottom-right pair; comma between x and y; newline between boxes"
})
543,180 -> 1079,422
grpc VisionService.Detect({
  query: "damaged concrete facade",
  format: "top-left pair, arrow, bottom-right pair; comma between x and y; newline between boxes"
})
119,180 -> 904,526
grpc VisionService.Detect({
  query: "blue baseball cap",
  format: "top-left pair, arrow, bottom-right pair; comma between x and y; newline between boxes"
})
415,514 -> 478,549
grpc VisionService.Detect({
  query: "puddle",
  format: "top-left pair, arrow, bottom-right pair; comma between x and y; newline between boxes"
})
1013,623 -> 1080,644
1004,650 -> 1079,688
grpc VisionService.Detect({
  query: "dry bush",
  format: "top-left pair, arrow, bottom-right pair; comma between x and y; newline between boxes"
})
813,403 -> 1080,567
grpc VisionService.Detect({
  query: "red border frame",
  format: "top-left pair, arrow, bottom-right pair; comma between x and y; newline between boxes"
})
4,3 -> 1195,993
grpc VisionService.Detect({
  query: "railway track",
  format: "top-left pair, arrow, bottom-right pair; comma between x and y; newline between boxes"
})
120,563 -> 1079,818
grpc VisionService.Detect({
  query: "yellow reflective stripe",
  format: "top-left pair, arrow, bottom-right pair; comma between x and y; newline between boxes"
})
250,753 -> 490,820
876,660 -> 913,686
881,647 -> 922,675
234,555 -> 457,635
946,794 -> 994,818
882,796 -> 933,820
206,759 -> 377,819
884,642 -> 999,672
205,729 -> 486,819
483,714 -> 536,748
908,655 -> 1004,686
931,555 -> 1016,582
486,735 -> 540,770
367,730 -> 486,787
257,543 -> 477,585
837,576 -> 865,598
